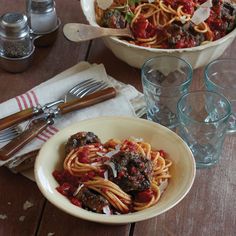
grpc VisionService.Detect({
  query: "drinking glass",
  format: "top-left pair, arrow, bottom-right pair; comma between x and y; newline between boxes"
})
141,55 -> 192,129
204,59 -> 236,133
177,90 -> 231,168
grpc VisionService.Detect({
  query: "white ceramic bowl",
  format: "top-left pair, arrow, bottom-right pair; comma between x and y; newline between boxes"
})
80,0 -> 236,69
34,116 -> 196,224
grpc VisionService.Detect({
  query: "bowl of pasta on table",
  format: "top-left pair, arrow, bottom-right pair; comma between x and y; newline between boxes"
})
80,0 -> 236,69
34,116 -> 196,224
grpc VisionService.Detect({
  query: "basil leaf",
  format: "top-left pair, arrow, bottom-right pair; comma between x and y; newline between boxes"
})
125,11 -> 134,23
128,0 -> 140,5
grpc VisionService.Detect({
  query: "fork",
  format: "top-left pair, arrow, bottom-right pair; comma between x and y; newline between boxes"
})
0,79 -> 109,143
0,126 -> 22,143
66,79 -> 108,100
0,86 -> 116,162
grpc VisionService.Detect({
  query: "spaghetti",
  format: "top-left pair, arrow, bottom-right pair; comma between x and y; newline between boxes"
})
53,132 -> 172,215
95,0 -> 236,49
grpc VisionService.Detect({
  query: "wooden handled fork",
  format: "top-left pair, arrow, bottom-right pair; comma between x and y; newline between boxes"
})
0,87 -> 116,162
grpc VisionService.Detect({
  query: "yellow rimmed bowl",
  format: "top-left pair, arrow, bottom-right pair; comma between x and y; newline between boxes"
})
34,116 -> 196,224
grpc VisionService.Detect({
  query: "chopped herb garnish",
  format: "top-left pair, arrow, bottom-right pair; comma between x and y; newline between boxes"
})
125,11 -> 134,23
128,0 -> 141,4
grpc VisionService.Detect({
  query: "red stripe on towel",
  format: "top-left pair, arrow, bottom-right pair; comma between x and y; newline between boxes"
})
49,126 -> 59,133
44,128 -> 55,136
20,95 -> 28,109
25,92 -> 34,107
30,90 -> 39,105
36,134 -> 48,142
15,96 -> 23,111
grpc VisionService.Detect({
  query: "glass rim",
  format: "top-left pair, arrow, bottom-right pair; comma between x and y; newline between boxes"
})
141,55 -> 193,89
204,58 -> 236,89
177,90 -> 232,124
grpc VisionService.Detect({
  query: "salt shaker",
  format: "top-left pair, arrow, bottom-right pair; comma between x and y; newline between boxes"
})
27,0 -> 58,34
0,12 -> 33,58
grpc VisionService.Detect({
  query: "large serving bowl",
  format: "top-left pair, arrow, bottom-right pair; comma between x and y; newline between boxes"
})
80,0 -> 236,69
34,116 -> 196,224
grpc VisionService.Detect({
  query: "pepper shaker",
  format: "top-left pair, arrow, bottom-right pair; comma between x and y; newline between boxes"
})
0,12 -> 35,73
0,12 -> 33,58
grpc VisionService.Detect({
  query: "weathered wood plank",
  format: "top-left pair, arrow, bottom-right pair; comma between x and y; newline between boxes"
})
37,202 -> 131,236
0,168 -> 45,236
87,39 -> 142,91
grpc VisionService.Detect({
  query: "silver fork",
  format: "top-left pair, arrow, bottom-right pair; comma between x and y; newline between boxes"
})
0,78 -> 109,143
66,78 -> 108,100
0,126 -> 22,143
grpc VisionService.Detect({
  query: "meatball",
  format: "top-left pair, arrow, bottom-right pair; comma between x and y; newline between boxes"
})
101,9 -> 126,28
65,131 -> 101,155
108,151 -> 153,192
166,22 -> 204,48
76,187 -> 109,213
221,2 -> 236,32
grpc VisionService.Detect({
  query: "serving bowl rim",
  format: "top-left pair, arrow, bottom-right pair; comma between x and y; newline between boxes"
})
80,0 -> 236,53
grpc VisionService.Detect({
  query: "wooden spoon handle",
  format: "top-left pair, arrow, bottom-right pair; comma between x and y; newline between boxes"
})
0,108 -> 39,131
58,87 -> 116,114
0,118 -> 51,161
63,23 -> 133,42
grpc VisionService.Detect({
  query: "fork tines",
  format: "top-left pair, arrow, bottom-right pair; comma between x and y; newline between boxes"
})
0,126 -> 21,143
69,78 -> 109,98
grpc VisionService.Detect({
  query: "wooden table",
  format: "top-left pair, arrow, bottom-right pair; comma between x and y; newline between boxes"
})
0,1 -> 235,235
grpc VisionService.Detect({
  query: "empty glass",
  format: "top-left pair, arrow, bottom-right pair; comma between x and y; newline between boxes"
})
141,55 -> 192,129
177,91 -> 231,168
204,59 -> 236,133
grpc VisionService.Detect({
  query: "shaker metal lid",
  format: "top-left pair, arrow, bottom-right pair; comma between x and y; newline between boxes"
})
31,0 -> 55,14
0,12 -> 29,38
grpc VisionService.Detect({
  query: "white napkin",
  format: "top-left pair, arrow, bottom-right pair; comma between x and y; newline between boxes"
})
0,62 -> 146,168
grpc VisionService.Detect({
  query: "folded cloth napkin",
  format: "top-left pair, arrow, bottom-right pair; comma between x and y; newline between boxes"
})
0,62 -> 146,169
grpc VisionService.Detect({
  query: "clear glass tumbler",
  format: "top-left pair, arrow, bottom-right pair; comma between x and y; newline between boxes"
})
141,55 -> 192,129
204,59 -> 236,133
177,91 -> 231,168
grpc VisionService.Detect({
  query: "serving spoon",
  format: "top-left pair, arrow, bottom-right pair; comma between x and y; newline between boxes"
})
63,23 -> 133,42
